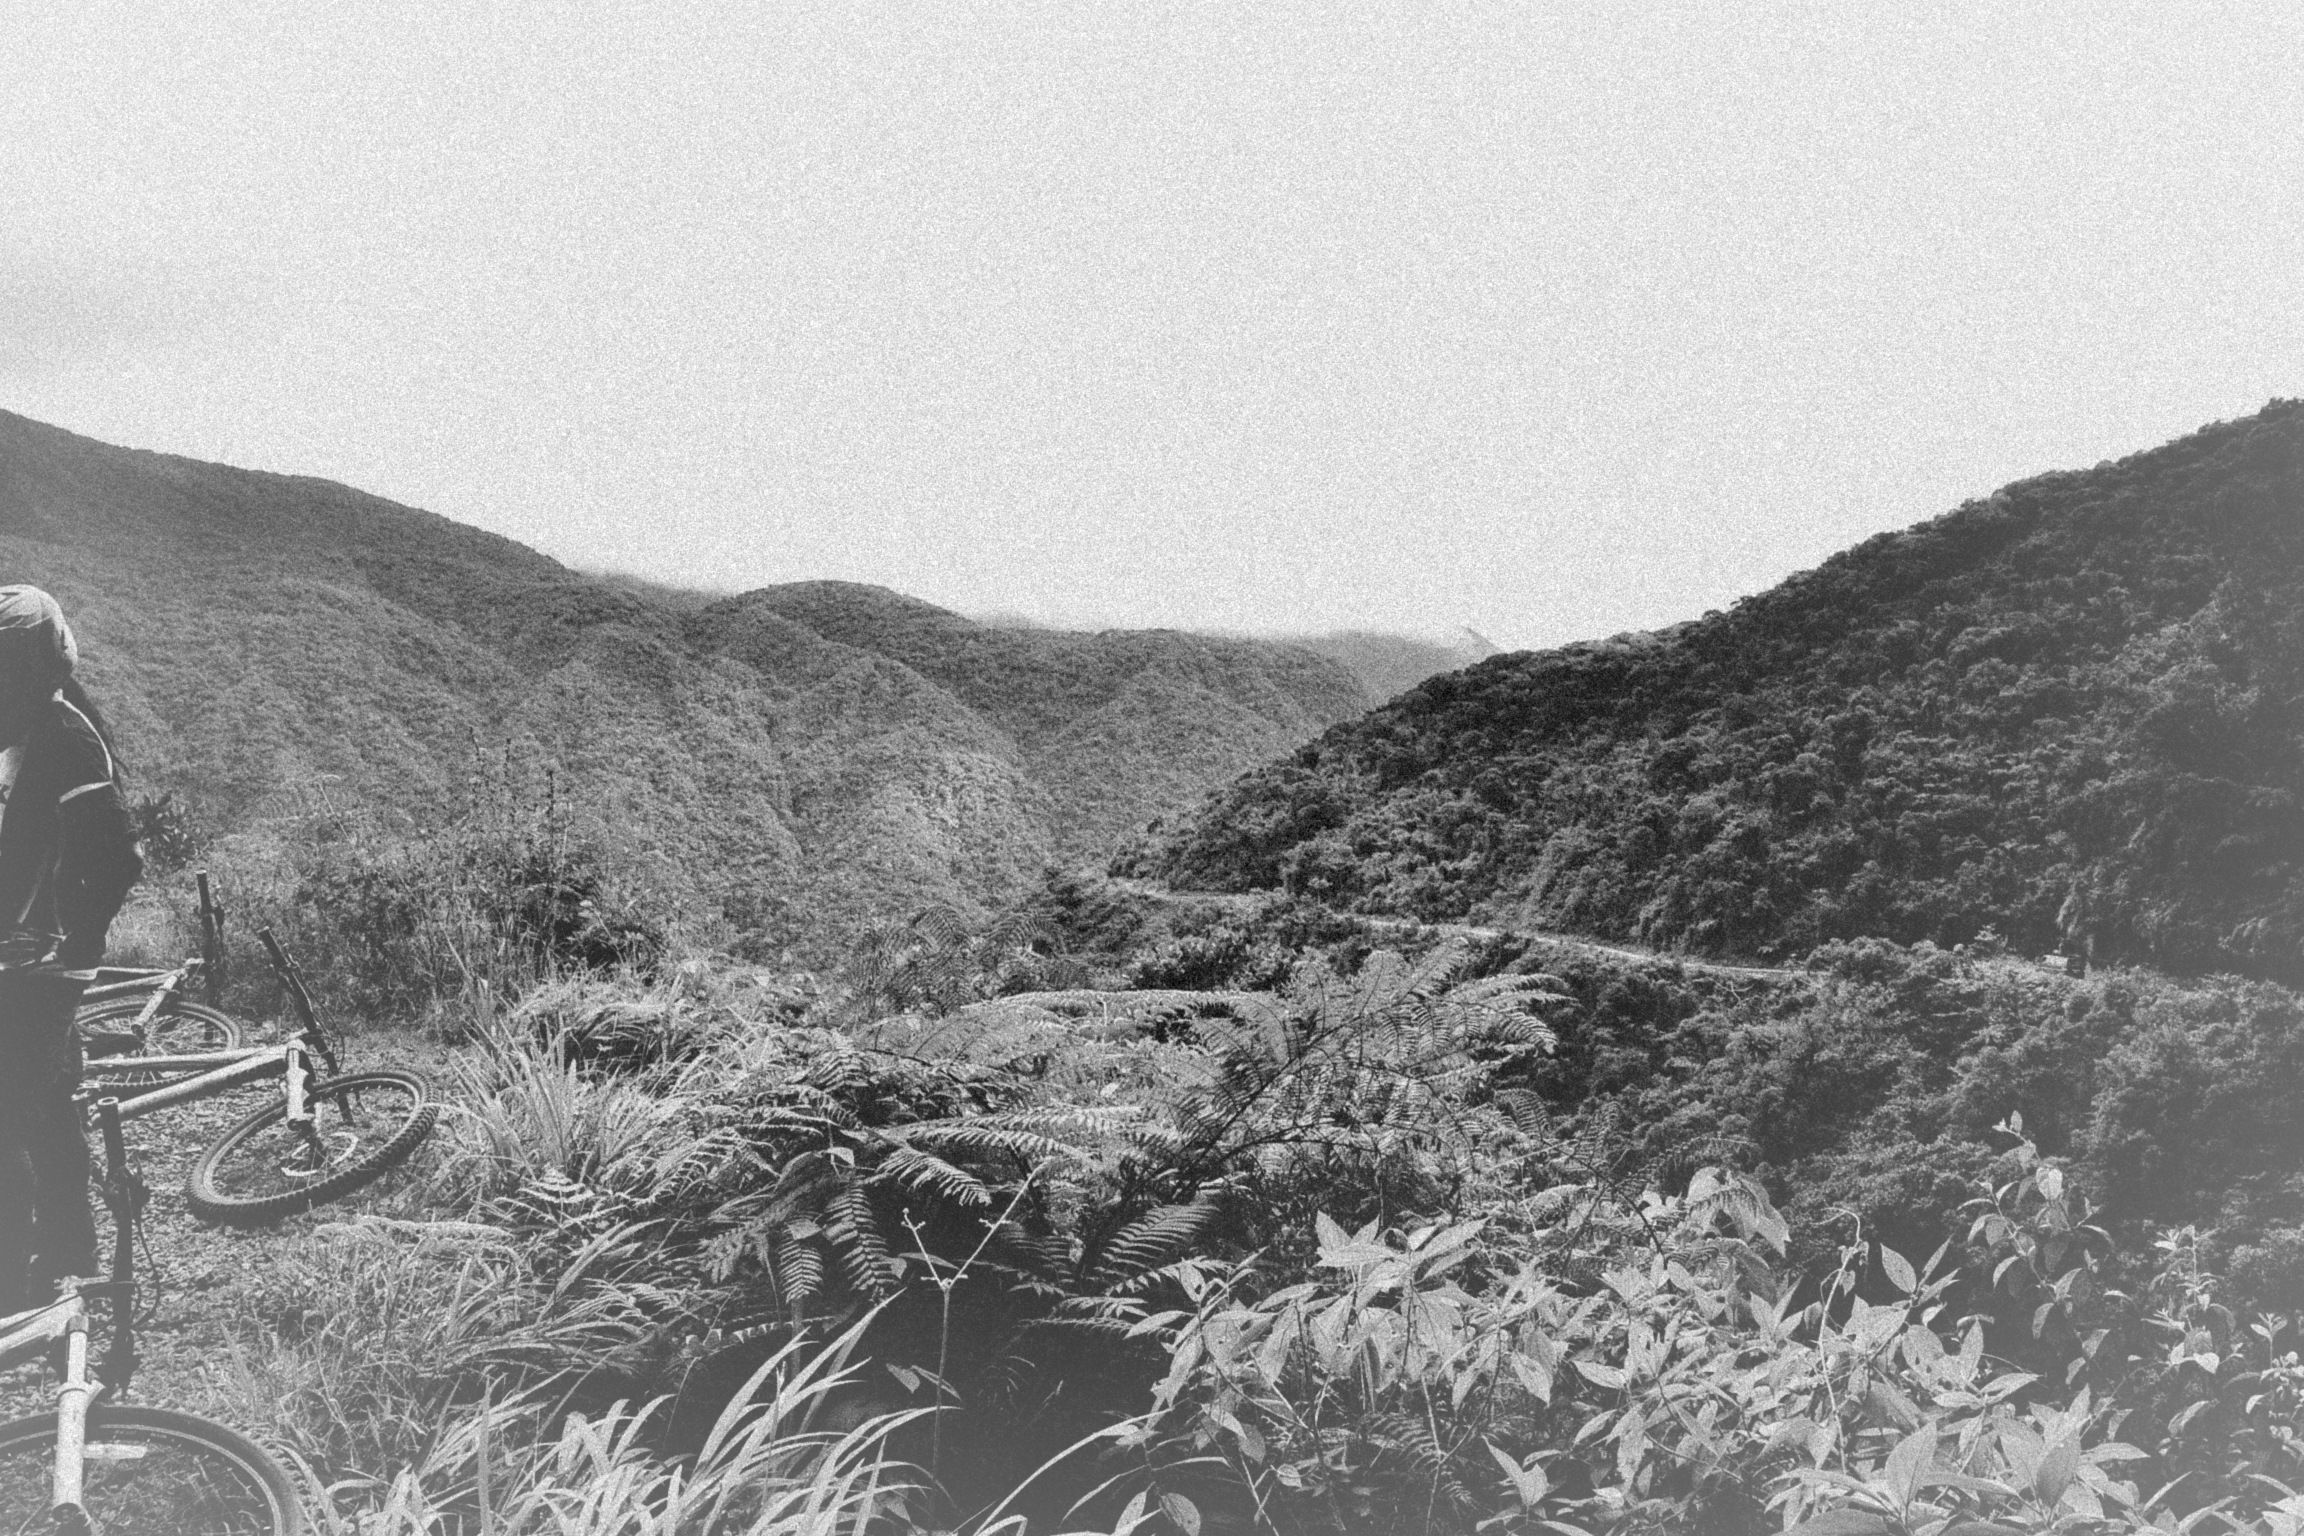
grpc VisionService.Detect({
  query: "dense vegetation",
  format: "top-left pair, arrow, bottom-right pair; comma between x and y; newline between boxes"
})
1027,883 -> 2304,1314
0,408 -> 1367,957
127,849 -> 2304,1535
1127,402 -> 2304,982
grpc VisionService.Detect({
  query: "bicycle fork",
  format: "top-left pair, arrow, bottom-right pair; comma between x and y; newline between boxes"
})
50,1096 -> 121,1534
50,1314 -> 94,1531
284,1042 -> 325,1167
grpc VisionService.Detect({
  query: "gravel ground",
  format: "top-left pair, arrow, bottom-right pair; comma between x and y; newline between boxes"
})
1,1024 -> 466,1430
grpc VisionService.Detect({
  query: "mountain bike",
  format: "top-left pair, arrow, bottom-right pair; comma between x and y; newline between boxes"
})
78,931 -> 436,1228
0,1096 -> 306,1533
75,874 -> 243,1063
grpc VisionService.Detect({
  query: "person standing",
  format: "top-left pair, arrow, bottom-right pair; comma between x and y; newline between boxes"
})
0,586 -> 142,1313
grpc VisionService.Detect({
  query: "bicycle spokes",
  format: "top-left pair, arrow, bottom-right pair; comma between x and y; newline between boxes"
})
277,1121 -> 358,1181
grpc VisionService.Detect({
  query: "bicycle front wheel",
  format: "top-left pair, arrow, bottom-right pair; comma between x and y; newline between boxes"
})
186,1071 -> 437,1226
0,1403 -> 304,1534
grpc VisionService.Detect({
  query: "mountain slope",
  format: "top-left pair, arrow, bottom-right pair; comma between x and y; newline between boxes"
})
0,410 -> 1369,948
729,582 -> 1363,853
1128,401 -> 2304,980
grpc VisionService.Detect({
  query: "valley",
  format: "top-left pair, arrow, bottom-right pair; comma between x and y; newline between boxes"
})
4,402 -> 2302,1534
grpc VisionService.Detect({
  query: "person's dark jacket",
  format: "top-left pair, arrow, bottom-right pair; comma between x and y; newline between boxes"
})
0,692 -> 142,968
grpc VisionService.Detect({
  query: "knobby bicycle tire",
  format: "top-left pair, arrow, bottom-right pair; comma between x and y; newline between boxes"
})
185,1071 -> 437,1227
0,1402 -> 304,1534
75,996 -> 246,1058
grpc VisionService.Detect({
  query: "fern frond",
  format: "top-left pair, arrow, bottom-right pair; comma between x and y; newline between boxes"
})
824,1180 -> 894,1296
701,1224 -> 753,1284
894,1123 -> 1087,1165
1492,1088 -> 1552,1137
870,1145 -> 991,1209
1015,1314 -> 1145,1340
1360,1410 -> 1471,1504
1085,1198 -> 1221,1290
909,903 -> 971,947
773,1221 -> 828,1308
768,1146 -> 849,1203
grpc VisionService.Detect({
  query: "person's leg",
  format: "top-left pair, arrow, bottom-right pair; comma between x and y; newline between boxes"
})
27,1034 -> 96,1283
13,972 -> 96,1289
0,976 -> 41,1311
0,1143 -> 33,1314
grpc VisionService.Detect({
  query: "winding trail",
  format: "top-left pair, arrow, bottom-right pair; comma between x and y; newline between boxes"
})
1107,879 -> 1798,983
1361,916 -> 1795,982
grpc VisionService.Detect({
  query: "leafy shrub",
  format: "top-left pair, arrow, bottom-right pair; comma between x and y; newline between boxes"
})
1123,1145 -> 2304,1535
1123,925 -> 1293,992
203,759 -> 667,1025
127,788 -> 202,874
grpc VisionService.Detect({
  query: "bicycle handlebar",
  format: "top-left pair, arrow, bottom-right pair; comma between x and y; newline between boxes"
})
197,870 -> 227,1005
255,927 -> 337,1074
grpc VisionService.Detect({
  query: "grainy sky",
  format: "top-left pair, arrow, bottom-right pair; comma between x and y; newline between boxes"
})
4,3 -> 2299,651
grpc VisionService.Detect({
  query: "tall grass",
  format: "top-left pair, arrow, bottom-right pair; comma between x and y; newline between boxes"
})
301,1320 -> 931,1536
205,1216 -> 677,1479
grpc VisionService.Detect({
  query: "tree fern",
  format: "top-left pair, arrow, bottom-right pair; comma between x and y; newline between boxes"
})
844,902 -> 1058,1017
1122,941 -> 1570,1207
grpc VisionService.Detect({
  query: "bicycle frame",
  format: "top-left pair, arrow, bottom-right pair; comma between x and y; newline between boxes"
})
0,1099 -> 140,1522
79,961 -> 200,1006
81,1039 -> 315,1129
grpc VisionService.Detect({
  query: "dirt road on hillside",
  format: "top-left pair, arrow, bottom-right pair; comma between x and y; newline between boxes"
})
1108,879 -> 1796,982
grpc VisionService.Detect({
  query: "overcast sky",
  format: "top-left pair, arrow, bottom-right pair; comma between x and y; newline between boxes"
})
5,3 -> 2300,651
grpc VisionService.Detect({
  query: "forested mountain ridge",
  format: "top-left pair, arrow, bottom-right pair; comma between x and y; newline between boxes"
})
0,409 -> 1369,948
730,582 -> 1365,853
1127,400 -> 2304,980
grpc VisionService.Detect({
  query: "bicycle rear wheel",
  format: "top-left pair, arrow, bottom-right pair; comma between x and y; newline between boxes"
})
186,1071 -> 437,1227
76,996 -> 245,1063
0,1403 -> 303,1533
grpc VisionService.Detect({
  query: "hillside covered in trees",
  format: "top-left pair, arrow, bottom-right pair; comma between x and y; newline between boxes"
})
1127,401 -> 2304,981
0,409 -> 1368,950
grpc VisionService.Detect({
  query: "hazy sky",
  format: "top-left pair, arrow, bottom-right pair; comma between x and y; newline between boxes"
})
5,3 -> 2300,651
